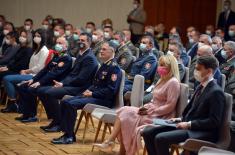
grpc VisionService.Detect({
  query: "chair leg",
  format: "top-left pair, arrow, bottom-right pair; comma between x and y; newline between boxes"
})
170,145 -> 180,155
89,114 -> 95,130
101,123 -> 108,142
82,113 -> 89,143
74,110 -> 85,134
107,124 -> 112,134
4,96 -> 9,108
37,100 -> 43,122
91,120 -> 102,152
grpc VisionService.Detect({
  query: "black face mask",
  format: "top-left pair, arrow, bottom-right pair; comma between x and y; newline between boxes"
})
78,42 -> 86,49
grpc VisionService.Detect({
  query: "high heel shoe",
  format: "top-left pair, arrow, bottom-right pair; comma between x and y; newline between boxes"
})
93,140 -> 115,152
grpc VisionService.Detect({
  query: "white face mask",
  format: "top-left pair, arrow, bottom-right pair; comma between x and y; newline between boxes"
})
92,34 -> 98,42
167,50 -> 174,56
19,36 -> 27,44
54,31 -> 60,37
205,30 -> 212,36
86,28 -> 92,33
3,29 -> 9,35
189,38 -> 194,44
194,70 -> 204,82
33,36 -> 41,44
198,42 -> 205,47
42,24 -> 48,30
24,25 -> 31,31
104,32 -> 110,39
5,39 -> 10,45
65,30 -> 71,36
211,44 -> 219,51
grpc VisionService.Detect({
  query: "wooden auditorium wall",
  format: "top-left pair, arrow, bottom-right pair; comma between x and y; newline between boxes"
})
144,0 -> 217,43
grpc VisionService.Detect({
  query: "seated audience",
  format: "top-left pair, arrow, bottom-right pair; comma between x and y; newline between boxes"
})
142,56 -> 225,155
51,41 -> 122,144
94,54 -> 180,155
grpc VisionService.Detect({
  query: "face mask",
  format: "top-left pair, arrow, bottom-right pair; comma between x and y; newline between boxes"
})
133,4 -> 138,9
157,66 -> 169,76
24,25 -> 31,31
189,38 -> 194,44
19,36 -> 27,44
229,30 -> 235,37
205,30 -> 211,36
111,39 -> 120,47
54,31 -> 60,37
48,19 -> 53,24
167,50 -> 174,56
78,42 -> 86,49
55,44 -> 64,52
139,43 -> 147,52
65,30 -> 71,36
194,70 -> 204,82
73,34 -> 79,41
5,39 -> 10,45
104,32 -> 110,39
42,24 -> 48,30
86,28 -> 92,33
211,44 -> 219,51
198,42 -> 205,47
3,29 -> 9,35
33,36 -> 41,44
92,35 -> 98,42
221,49 -> 228,59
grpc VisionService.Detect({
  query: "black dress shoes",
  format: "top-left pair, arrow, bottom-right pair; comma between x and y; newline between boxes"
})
20,117 -> 38,123
40,121 -> 56,130
51,134 -> 75,144
44,125 -> 61,132
1,101 -> 18,113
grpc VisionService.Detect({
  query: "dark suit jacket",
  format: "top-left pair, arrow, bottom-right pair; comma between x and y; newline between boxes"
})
62,48 -> 98,88
182,80 -> 225,142
187,43 -> 198,61
218,10 -> 235,40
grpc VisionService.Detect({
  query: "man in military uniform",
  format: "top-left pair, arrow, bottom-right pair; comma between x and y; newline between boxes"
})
11,37 -> 72,122
91,29 -> 104,62
51,41 -> 122,144
36,33 -> 99,132
124,35 -> 157,94
123,29 -> 140,58
111,31 -> 134,73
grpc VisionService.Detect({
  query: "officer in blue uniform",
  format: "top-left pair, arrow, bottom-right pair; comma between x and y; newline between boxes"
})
51,41 -> 122,144
37,33 -> 99,132
124,35 -> 157,94
15,37 -> 72,122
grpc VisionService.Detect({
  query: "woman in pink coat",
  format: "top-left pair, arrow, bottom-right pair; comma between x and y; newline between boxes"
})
94,54 -> 181,155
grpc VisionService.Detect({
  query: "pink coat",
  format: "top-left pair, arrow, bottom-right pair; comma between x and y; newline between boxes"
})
116,77 -> 180,155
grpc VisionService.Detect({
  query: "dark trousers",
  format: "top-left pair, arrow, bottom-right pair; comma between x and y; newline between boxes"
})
142,126 -> 189,155
131,33 -> 142,45
60,96 -> 112,137
18,84 -> 47,117
37,86 -> 85,123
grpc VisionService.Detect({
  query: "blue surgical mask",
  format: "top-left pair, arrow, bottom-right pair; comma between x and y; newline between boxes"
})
55,44 -> 64,52
139,43 -> 147,51
111,39 -> 120,47
73,34 -> 79,41
229,30 -> 235,37
221,49 -> 228,59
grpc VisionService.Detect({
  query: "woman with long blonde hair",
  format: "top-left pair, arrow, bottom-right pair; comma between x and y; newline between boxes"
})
94,54 -> 181,155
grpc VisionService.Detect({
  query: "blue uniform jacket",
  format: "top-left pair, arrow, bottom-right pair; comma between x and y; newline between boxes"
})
88,58 -> 122,102
33,53 -> 72,86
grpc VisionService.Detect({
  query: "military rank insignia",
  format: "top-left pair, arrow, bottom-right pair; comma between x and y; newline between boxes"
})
111,74 -> 117,81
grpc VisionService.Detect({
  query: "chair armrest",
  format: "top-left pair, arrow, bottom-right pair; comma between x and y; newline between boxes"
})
179,138 -> 218,152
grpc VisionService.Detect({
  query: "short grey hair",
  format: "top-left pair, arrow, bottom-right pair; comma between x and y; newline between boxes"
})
224,41 -> 235,53
200,34 -> 212,44
212,36 -> 222,44
199,45 -> 213,55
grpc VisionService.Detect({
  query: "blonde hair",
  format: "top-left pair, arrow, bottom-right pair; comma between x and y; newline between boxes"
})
158,54 -> 180,82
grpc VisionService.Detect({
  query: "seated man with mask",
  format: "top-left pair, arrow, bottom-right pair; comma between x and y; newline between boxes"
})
142,56 -> 225,155
124,35 -> 157,94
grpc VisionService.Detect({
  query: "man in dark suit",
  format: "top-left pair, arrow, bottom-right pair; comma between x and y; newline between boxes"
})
142,56 -> 225,155
217,0 -> 235,41
37,33 -> 99,131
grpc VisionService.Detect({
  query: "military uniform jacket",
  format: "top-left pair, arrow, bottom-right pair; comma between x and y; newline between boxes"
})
116,44 -> 133,72
128,51 -> 157,85
62,48 -> 98,87
32,53 -> 72,86
88,58 -> 122,102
